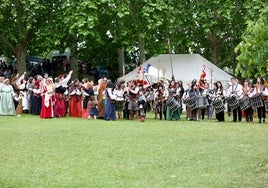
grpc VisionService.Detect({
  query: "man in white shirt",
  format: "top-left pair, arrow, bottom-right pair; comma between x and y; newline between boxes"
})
227,77 -> 243,122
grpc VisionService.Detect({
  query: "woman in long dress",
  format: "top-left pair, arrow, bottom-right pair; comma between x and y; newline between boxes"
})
104,80 -> 117,121
68,79 -> 83,117
40,78 -> 55,118
0,78 -> 16,115
29,75 -> 42,115
166,80 -> 180,120
97,78 -> 107,119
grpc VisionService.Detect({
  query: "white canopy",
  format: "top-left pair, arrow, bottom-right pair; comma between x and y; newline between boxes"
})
118,54 -> 232,89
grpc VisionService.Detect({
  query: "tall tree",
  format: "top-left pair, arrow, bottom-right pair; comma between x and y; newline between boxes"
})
235,6 -> 268,78
0,0 -> 58,74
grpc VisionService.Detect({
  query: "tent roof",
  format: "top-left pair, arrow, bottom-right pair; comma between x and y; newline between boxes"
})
118,54 -> 232,88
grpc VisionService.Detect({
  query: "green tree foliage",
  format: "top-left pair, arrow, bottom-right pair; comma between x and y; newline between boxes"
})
0,0 -> 266,81
0,0 -> 58,74
235,6 -> 268,79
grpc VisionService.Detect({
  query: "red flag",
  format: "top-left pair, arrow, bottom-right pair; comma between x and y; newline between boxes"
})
198,65 -> 207,89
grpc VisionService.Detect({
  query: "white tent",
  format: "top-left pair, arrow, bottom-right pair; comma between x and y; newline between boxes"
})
118,54 -> 232,89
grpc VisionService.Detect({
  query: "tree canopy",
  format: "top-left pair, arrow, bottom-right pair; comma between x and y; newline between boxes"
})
0,0 -> 266,81
235,6 -> 268,79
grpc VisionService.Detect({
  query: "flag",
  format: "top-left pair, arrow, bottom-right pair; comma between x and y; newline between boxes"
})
198,64 -> 207,89
143,63 -> 163,77
136,65 -> 148,87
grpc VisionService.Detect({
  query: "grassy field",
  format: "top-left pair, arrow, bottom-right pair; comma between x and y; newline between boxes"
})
0,112 -> 267,188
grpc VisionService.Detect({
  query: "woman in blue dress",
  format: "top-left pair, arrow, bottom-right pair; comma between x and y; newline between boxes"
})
104,80 -> 117,121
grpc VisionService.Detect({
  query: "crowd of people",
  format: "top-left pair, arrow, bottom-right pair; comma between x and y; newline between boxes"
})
0,69 -> 267,123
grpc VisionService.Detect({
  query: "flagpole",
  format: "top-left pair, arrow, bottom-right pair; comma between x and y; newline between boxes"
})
158,60 -> 160,83
167,37 -> 174,81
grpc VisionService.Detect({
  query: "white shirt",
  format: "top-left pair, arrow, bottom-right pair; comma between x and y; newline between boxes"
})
227,84 -> 243,97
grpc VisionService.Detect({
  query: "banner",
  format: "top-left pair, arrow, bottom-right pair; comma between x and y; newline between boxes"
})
143,63 -> 163,78
198,64 -> 207,89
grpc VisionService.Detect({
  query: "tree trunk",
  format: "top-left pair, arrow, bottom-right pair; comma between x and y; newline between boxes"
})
69,42 -> 78,80
209,32 -> 221,66
118,47 -> 125,77
138,33 -> 146,65
16,39 -> 27,74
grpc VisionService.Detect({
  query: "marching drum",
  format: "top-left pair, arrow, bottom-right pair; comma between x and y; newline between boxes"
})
225,95 -> 239,110
212,98 -> 225,114
264,100 -> 268,112
239,98 -> 251,111
166,97 -> 180,112
115,98 -> 124,111
195,96 -> 207,109
249,93 -> 263,109
186,97 -> 197,110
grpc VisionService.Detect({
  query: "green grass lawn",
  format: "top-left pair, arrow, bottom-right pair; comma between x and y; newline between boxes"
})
0,113 -> 267,188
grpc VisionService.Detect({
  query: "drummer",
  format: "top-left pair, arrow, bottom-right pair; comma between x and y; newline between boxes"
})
200,82 -> 213,120
166,80 -> 180,120
227,77 -> 243,122
250,77 -> 268,123
213,81 -> 225,122
187,79 -> 200,120
241,79 -> 253,122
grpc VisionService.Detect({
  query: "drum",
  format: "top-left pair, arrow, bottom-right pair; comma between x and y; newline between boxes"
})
186,97 -> 196,110
212,98 -> 225,114
264,100 -> 268,112
115,98 -> 124,111
249,93 -> 263,109
239,98 -> 251,111
195,96 -> 207,109
166,97 -> 180,112
225,95 -> 239,110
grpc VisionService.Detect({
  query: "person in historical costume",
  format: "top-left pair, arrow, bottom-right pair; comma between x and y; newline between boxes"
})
137,89 -> 147,121
213,81 -> 225,122
186,80 -> 200,120
240,79 -> 254,122
154,83 -> 167,120
123,81 -> 130,119
113,81 -> 125,119
10,72 -> 28,114
104,80 -> 117,121
87,95 -> 98,119
40,78 -> 55,118
68,79 -> 83,117
29,75 -> 42,115
227,77 -> 243,122
176,80 -> 184,114
57,70 -> 73,115
54,77 -> 67,117
81,78 -> 95,118
97,78 -> 107,119
166,80 -> 180,120
200,82 -> 213,120
182,82 -> 191,120
126,80 -> 139,120
250,77 -> 268,123
10,75 -> 20,112
13,91 -> 23,117
16,72 -> 30,113
0,79 -> 16,115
